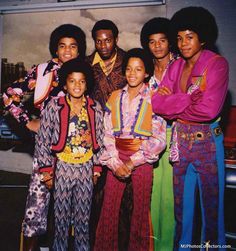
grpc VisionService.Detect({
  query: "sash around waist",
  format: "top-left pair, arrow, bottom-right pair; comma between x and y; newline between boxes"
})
115,138 -> 143,152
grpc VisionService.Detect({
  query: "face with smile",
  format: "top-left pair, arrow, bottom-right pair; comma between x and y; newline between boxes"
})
177,30 -> 204,60
148,33 -> 170,60
95,29 -> 117,60
64,72 -> 87,101
57,37 -> 79,64
125,57 -> 148,90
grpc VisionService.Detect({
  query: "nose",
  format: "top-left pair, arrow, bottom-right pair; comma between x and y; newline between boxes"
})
75,81 -> 81,87
155,41 -> 161,47
100,41 -> 107,49
181,38 -> 188,46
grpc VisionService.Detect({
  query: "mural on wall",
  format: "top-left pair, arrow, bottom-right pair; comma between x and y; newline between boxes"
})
0,5 -> 166,173
2,6 -> 166,69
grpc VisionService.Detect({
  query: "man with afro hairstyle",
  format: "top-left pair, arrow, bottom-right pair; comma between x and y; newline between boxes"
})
140,17 -> 177,251
3,23 -> 86,251
151,7 -> 228,250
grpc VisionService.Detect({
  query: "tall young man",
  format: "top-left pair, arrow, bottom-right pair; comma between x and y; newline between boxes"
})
140,17 -> 177,251
86,19 -> 128,250
151,7 -> 228,250
3,24 -> 86,251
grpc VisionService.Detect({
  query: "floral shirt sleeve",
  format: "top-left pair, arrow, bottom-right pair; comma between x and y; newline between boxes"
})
2,65 -> 37,125
3,59 -> 61,126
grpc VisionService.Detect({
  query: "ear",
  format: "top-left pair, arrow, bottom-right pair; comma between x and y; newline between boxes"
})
64,85 -> 67,91
115,36 -> 119,44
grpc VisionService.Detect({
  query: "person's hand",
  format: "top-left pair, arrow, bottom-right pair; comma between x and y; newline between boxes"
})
93,172 -> 101,185
191,89 -> 203,103
157,86 -> 172,95
26,119 -> 40,133
115,164 -> 131,179
40,172 -> 53,190
124,159 -> 134,171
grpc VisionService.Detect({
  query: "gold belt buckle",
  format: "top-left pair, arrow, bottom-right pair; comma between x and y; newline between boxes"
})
195,131 -> 204,140
214,126 -> 222,136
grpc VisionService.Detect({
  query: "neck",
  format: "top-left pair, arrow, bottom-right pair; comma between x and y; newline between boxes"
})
154,53 -> 170,69
69,95 -> 84,107
127,83 -> 144,100
185,49 -> 202,68
153,53 -> 171,80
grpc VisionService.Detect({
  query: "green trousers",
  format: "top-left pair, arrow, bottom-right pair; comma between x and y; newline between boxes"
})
151,128 -> 175,251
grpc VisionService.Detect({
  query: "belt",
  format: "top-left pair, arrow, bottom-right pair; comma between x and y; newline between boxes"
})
115,138 -> 143,152
179,125 -> 222,141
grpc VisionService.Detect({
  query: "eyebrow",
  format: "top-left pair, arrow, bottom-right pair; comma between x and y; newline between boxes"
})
58,42 -> 78,45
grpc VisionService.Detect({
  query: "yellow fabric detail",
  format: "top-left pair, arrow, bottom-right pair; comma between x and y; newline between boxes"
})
92,51 -> 117,76
106,90 -> 122,132
57,148 -> 93,164
134,100 -> 152,136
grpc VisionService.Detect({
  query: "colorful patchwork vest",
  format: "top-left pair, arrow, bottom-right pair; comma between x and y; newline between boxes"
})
106,89 -> 153,138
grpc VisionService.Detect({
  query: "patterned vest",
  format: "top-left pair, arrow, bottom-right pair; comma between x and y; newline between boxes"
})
106,89 -> 153,137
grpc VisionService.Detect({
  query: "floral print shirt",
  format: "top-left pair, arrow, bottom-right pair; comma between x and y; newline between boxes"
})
3,59 -> 64,125
59,98 -> 93,161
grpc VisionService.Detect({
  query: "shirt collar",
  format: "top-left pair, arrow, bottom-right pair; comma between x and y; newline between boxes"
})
43,58 -> 60,76
122,83 -> 147,97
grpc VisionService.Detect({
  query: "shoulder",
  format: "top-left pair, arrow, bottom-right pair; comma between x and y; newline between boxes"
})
109,89 -> 122,100
166,57 -> 184,78
46,96 -> 63,110
116,47 -> 126,60
203,50 -> 229,71
86,52 -> 96,64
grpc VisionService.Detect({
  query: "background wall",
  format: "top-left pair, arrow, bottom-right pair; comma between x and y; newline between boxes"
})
1,5 -> 166,69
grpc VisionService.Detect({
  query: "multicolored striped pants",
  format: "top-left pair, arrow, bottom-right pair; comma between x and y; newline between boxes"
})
53,159 -> 93,251
173,121 -> 225,250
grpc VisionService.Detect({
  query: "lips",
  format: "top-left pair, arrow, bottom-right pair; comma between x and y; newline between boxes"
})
180,48 -> 190,54
127,77 -> 136,82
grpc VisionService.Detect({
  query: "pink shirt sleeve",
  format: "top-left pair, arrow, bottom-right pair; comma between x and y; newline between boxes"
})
130,114 -> 166,166
99,111 -> 167,170
99,111 -> 124,172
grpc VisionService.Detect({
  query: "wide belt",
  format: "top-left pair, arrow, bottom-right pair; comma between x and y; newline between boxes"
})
115,138 -> 143,152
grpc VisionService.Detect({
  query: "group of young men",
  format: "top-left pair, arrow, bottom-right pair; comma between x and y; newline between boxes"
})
3,6 -> 229,251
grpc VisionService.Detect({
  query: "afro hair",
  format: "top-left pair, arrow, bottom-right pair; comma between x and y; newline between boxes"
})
140,17 -> 171,51
122,48 -> 154,82
170,6 -> 218,51
49,24 -> 86,59
59,58 -> 94,96
92,19 -> 119,40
